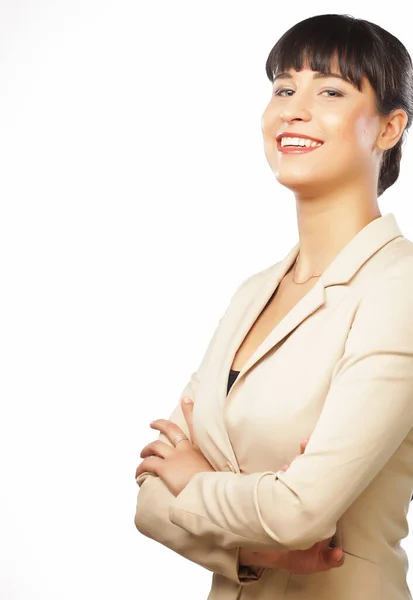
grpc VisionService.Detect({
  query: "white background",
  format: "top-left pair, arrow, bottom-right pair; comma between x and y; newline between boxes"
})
1,2 -> 412,598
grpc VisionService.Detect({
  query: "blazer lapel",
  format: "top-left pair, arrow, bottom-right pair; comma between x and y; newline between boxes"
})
208,212 -> 403,473
219,212 -> 403,405
216,242 -> 300,403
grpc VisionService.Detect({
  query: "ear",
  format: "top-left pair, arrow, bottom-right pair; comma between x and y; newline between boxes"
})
377,108 -> 409,151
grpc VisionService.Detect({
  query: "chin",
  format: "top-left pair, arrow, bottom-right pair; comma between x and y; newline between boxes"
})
274,169 -> 321,192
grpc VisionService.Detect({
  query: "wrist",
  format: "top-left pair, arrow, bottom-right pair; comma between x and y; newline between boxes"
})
240,547 -> 287,570
238,547 -> 259,567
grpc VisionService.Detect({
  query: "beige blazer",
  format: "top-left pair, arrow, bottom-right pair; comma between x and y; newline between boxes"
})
135,212 -> 413,600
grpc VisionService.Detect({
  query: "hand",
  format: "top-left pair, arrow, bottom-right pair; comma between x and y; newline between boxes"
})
135,396 -> 214,496
239,438 -> 345,574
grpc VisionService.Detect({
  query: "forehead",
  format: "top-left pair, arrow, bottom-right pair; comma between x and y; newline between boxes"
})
274,68 -> 349,82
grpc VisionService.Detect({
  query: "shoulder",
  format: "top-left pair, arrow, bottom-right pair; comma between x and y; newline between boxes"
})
369,236 -> 413,291
350,236 -> 413,303
352,240 -> 413,344
229,260 -> 280,302
377,234 -> 413,269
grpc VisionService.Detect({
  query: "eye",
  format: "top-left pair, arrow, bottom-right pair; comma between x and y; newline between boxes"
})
272,88 -> 345,98
321,89 -> 344,98
273,88 -> 294,97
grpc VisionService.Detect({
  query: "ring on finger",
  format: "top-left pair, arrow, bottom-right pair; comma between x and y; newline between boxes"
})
172,433 -> 189,447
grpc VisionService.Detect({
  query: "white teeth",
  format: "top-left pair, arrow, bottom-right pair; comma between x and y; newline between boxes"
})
280,136 -> 322,148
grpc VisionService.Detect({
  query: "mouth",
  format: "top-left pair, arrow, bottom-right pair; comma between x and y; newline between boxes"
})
276,134 -> 324,155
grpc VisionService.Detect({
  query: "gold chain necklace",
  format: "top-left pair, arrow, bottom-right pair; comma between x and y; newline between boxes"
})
292,253 -> 322,285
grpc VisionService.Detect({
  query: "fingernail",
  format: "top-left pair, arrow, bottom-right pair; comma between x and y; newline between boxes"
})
336,551 -> 343,561
182,397 -> 193,404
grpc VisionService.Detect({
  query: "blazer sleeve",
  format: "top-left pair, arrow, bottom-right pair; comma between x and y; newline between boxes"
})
168,266 -> 413,552
134,275 -> 267,585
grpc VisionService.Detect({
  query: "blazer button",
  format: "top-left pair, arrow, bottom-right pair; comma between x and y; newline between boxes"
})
224,460 -> 235,473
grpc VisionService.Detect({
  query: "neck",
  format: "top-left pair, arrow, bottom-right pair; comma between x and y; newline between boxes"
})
292,182 -> 381,281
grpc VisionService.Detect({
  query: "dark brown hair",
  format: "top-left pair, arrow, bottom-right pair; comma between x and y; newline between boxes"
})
265,14 -> 413,196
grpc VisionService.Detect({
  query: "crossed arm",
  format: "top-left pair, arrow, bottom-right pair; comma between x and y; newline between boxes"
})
135,267 -> 413,580
134,378 -> 267,585
165,272 -> 413,551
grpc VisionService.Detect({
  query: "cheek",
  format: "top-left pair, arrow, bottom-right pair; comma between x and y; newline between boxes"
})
354,115 -> 380,152
324,109 -> 377,155
261,104 -> 276,138
261,107 -> 279,165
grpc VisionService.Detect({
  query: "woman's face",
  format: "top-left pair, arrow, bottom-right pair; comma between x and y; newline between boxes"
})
261,62 -> 383,194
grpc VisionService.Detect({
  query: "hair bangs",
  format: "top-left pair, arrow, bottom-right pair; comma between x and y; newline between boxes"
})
265,14 -> 385,95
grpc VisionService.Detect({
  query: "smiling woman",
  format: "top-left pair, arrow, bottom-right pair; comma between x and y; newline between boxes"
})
135,13 -> 413,600
261,14 -> 413,197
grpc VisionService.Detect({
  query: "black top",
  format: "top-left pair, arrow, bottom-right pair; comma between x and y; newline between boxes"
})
227,368 -> 240,395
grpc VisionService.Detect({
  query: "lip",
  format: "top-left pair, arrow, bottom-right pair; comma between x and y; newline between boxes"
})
276,132 -> 324,154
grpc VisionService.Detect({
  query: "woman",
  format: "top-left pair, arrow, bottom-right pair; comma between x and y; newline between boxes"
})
135,13 -> 413,599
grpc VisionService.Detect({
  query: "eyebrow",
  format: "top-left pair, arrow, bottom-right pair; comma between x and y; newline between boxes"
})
273,71 -> 351,84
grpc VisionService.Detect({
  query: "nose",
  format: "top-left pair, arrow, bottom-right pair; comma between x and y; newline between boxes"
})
280,92 -> 312,124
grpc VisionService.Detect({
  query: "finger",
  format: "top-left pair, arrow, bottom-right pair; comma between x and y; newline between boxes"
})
150,419 -> 191,449
321,547 -> 345,568
181,396 -> 198,447
140,440 -> 174,459
329,547 -> 344,563
135,456 -> 164,479
292,439 -> 309,464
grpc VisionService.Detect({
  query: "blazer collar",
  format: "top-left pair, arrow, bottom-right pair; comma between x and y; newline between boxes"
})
321,212 -> 403,287
222,212 -> 403,399
263,212 -> 402,289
